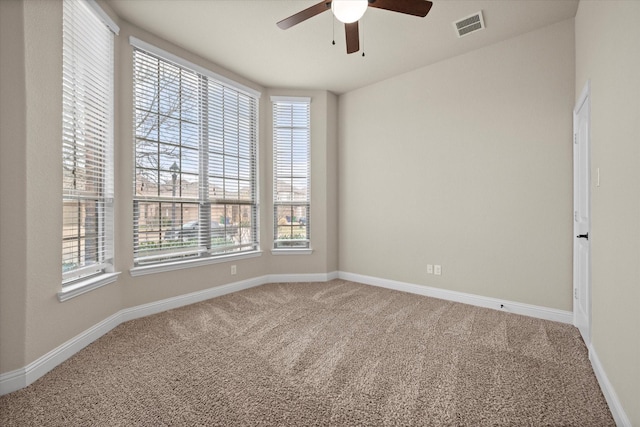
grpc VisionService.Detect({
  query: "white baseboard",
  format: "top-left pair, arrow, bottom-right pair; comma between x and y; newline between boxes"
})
0,311 -> 123,396
119,275 -> 267,323
338,271 -> 573,324
589,344 -> 632,427
268,271 -> 339,283
0,272 -> 337,396
0,368 -> 25,396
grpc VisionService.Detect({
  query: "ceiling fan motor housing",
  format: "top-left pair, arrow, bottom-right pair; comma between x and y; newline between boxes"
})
331,0 -> 368,24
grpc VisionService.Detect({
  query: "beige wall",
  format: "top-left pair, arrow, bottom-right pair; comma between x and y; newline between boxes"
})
575,1 -> 640,424
326,92 -> 339,272
338,19 -> 575,310
0,0 -> 338,373
0,0 -> 28,373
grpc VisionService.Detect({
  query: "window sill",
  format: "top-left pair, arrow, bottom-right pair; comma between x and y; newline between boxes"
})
57,272 -> 121,302
129,250 -> 263,277
271,248 -> 314,255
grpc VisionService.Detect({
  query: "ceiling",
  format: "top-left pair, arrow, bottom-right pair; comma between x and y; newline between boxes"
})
107,0 -> 579,94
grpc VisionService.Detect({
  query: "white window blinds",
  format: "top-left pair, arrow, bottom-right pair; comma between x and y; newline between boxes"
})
62,0 -> 116,284
132,42 -> 259,265
272,97 -> 311,249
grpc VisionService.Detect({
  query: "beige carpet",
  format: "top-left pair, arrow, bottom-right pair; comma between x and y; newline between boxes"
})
0,280 -> 614,426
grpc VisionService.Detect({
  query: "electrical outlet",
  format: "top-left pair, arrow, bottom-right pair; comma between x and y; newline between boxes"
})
434,265 -> 442,275
427,264 -> 434,274
231,265 -> 237,275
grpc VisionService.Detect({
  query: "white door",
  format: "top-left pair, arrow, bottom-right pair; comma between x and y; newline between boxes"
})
573,82 -> 591,346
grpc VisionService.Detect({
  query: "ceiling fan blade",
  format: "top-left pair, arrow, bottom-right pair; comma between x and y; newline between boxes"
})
277,1 -> 331,29
368,0 -> 433,17
345,22 -> 360,54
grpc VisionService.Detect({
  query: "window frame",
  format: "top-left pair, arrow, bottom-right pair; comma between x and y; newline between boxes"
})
60,0 -> 120,299
271,96 -> 312,253
130,37 -> 261,273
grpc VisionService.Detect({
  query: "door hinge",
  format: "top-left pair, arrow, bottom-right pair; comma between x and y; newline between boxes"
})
574,211 -> 578,222
573,133 -> 578,144
574,288 -> 578,299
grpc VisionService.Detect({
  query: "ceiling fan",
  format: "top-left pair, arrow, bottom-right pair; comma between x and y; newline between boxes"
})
277,0 -> 434,54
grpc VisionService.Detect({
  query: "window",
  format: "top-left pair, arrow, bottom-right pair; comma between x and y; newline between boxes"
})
132,39 -> 260,266
62,0 -> 117,285
272,97 -> 311,249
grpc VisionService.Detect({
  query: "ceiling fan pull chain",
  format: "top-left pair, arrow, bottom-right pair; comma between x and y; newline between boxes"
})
361,21 -> 365,57
332,15 -> 336,45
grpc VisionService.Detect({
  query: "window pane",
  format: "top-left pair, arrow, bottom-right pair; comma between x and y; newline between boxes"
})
182,122 -> 199,149
180,173 -> 199,198
136,169 -> 159,197
224,179 -> 239,200
238,205 -> 255,246
62,199 -> 103,273
209,176 -> 224,200
158,117 -> 182,145
158,144 -> 180,172
134,201 -> 202,257
181,147 -> 199,175
274,204 -> 309,248
225,156 -> 239,179
136,139 -> 158,170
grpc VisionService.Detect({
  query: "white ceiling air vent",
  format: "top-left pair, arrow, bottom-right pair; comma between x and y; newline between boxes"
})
454,11 -> 485,38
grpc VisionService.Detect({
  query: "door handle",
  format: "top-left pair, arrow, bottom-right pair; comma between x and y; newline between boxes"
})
576,233 -> 589,240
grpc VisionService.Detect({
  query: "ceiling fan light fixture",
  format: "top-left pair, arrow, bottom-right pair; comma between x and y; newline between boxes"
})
331,0 -> 368,24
